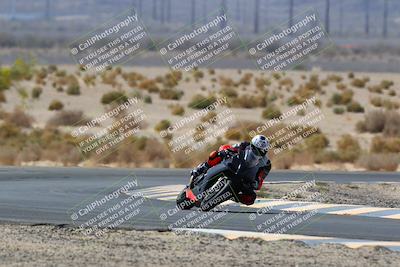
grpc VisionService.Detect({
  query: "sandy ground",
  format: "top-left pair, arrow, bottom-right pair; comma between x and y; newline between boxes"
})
260,182 -> 400,208
1,224 -> 399,267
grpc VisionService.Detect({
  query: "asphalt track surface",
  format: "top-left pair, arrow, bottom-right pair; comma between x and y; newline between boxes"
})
0,166 -> 399,242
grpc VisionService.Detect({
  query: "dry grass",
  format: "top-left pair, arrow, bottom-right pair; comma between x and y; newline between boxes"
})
357,153 -> 399,171
169,104 -> 185,116
336,135 -> 361,162
371,136 -> 400,153
47,110 -> 88,127
4,108 -> 34,128
357,110 -> 400,136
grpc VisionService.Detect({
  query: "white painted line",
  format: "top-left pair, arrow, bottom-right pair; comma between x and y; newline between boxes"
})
383,213 -> 400,220
281,203 -> 340,212
328,207 -> 392,215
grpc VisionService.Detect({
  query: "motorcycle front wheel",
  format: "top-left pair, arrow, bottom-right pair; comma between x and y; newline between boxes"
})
200,178 -> 234,211
176,189 -> 196,210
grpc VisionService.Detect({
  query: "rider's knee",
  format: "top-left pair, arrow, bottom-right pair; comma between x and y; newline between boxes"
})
239,194 -> 256,205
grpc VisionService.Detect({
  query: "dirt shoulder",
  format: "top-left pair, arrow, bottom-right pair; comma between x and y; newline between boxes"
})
0,224 -> 399,267
260,182 -> 400,208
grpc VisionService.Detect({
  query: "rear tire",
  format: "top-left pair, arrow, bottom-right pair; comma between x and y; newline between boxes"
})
176,189 -> 195,210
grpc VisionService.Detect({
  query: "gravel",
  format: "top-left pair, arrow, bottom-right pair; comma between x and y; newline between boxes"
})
0,224 -> 399,267
260,182 -> 400,208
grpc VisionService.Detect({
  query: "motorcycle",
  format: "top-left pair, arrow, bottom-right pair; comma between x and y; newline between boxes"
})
176,148 -> 262,211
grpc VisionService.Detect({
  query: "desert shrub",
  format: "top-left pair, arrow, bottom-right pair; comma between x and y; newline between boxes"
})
255,77 -> 270,90
47,110 -> 87,126
83,74 -> 96,86
382,99 -> 399,110
287,82 -> 320,107
10,57 -> 34,81
131,90 -> 143,100
201,111 -> 218,124
346,101 -> 364,113
55,69 -> 67,77
331,90 -> 353,105
163,72 -> 182,88
368,85 -> 383,94
192,69 -> 204,80
159,89 -> 183,100
351,78 -> 367,88
357,153 -> 399,171
122,71 -> 145,87
313,150 -> 340,164
0,146 -> 18,165
274,152 -> 294,169
279,77 -> 294,88
388,89 -> 396,96
66,84 -> 80,95
371,136 -> 400,153
230,95 -> 257,108
219,76 -> 235,87
0,122 -> 22,141
336,134 -> 361,162
193,126 -> 206,142
101,69 -> 119,87
48,100 -> 64,111
220,87 -> 238,98
333,107 -> 345,114
320,79 -> 329,87
380,80 -> 394,89
5,108 -> 34,128
224,128 -> 242,140
47,64 -> 57,73
305,133 -> 329,152
239,73 -> 253,86
383,111 -> 400,136
188,94 -> 217,109
370,97 -> 383,107
154,120 -> 171,132
336,83 -> 347,90
356,110 -> 400,135
144,95 -> 152,104
0,67 -> 11,91
304,74 -> 321,92
139,79 -> 159,93
297,109 -> 306,116
35,67 -> 47,85
348,72 -> 354,79
101,91 -> 128,105
262,105 -> 282,119
112,137 -> 170,167
356,110 -> 385,133
0,91 -> 6,102
327,74 -> 343,83
287,95 -> 305,106
272,72 -> 281,80
17,87 -> 29,101
231,94 -> 266,109
169,104 -> 185,116
31,86 -> 43,99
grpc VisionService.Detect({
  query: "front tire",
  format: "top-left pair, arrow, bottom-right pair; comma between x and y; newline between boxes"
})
200,179 -> 234,211
176,189 -> 195,210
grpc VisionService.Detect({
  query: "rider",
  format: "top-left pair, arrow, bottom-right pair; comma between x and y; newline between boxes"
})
191,135 -> 272,206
